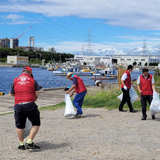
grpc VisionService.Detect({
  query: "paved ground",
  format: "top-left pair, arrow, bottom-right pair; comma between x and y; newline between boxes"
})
1,108 -> 160,160
0,85 -> 118,114
0,88 -> 66,114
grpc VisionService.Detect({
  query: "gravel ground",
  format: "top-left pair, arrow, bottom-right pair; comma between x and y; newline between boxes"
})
1,108 -> 160,160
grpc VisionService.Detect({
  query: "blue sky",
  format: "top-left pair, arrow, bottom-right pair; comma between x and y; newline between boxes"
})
1,0 -> 160,55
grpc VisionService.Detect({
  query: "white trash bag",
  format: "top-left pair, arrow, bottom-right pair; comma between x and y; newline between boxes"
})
150,90 -> 160,116
117,86 -> 138,104
64,94 -> 76,117
24,118 -> 32,138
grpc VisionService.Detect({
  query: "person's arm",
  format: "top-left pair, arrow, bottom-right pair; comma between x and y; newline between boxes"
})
10,81 -> 15,97
121,73 -> 127,90
152,76 -> 155,91
66,84 -> 76,94
137,76 -> 142,94
35,91 -> 39,101
34,80 -> 40,101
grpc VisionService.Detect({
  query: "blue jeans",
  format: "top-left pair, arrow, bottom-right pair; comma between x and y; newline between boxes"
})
73,91 -> 87,114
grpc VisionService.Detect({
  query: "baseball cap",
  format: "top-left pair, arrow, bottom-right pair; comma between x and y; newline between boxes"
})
23,66 -> 32,73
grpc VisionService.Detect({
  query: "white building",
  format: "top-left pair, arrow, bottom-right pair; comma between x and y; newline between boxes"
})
74,55 -> 112,66
7,56 -> 29,65
112,55 -> 160,66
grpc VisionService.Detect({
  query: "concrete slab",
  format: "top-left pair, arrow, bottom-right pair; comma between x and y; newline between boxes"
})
0,89 -> 66,114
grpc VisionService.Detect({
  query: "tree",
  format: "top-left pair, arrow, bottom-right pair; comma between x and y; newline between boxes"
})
138,62 -> 142,66
133,62 -> 137,66
144,62 -> 147,66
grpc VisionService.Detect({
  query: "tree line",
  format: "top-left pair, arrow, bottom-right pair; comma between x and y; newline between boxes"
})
0,48 -> 74,63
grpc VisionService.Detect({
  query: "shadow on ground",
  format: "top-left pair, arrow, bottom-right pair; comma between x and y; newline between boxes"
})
35,141 -> 70,151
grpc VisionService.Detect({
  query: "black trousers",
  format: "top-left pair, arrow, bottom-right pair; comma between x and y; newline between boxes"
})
141,95 -> 153,116
119,88 -> 133,111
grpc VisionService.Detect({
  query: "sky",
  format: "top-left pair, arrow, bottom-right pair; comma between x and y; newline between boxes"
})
1,0 -> 160,56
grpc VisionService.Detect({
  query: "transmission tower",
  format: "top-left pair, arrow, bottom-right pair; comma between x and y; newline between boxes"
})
143,39 -> 147,56
86,30 -> 94,56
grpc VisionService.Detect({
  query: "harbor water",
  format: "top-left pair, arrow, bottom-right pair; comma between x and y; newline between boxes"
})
0,67 -> 155,94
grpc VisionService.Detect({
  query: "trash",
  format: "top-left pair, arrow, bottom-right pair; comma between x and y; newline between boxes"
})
64,94 -> 76,117
24,118 -> 32,138
117,86 -> 138,104
150,90 -> 160,116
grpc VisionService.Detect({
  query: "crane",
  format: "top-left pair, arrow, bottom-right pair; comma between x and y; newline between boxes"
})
15,25 -> 33,40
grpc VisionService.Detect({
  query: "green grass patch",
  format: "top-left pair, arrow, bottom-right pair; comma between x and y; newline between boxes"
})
39,101 -> 65,111
0,112 -> 13,116
82,88 -> 143,110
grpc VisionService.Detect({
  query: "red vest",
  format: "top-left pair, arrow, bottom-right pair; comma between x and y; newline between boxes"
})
121,70 -> 131,89
73,75 -> 87,93
140,74 -> 153,95
14,73 -> 35,105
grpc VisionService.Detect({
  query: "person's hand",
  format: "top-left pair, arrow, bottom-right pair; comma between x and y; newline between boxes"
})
139,90 -> 142,94
70,93 -> 73,97
124,86 -> 127,90
66,90 -> 70,94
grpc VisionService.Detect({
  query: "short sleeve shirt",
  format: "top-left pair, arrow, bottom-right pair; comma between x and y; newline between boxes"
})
72,77 -> 77,85
137,75 -> 154,85
121,73 -> 127,81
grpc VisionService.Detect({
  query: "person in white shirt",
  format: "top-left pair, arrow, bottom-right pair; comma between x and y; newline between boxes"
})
119,65 -> 137,113
137,68 -> 155,120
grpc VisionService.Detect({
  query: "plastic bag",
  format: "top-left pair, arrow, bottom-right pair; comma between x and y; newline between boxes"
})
117,86 -> 138,104
150,90 -> 160,115
64,94 -> 76,117
24,118 -> 32,138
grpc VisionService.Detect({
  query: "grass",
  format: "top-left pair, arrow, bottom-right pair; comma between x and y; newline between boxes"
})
82,88 -> 143,110
0,112 -> 13,116
39,101 -> 65,111
39,87 -> 145,111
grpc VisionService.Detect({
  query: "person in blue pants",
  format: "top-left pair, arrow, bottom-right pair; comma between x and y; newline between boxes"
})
66,72 -> 87,118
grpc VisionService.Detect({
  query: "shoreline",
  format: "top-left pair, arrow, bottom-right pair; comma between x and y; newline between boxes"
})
0,64 -> 12,67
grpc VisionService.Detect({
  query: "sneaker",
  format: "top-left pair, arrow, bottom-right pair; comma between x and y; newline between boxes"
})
25,142 -> 40,149
141,115 -> 147,120
18,145 -> 26,150
75,114 -> 81,118
152,115 -> 155,120
130,109 -> 137,113
119,109 -> 127,112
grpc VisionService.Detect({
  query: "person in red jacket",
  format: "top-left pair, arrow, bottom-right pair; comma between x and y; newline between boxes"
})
137,68 -> 155,120
11,66 -> 41,150
119,65 -> 137,113
66,72 -> 87,118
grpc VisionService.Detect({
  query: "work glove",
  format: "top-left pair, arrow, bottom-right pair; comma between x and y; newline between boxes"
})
124,86 -> 127,91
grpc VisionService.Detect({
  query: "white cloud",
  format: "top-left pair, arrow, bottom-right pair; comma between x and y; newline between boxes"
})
1,0 -> 160,29
1,14 -> 29,25
34,40 -> 160,56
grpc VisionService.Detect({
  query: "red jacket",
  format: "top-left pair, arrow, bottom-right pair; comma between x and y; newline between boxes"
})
121,70 -> 131,89
140,74 -> 153,95
73,75 -> 87,93
14,73 -> 35,105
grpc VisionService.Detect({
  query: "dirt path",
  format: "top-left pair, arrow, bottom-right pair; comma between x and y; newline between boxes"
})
0,108 -> 160,160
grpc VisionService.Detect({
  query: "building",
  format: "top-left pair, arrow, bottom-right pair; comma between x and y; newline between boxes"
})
7,56 -> 29,65
74,54 -> 160,67
112,55 -> 160,66
0,38 -> 19,48
74,55 -> 112,66
49,47 -> 56,53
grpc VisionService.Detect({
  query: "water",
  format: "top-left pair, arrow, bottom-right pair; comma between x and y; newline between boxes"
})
0,67 -> 155,94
